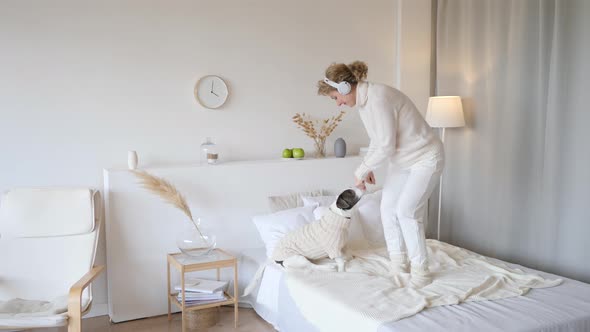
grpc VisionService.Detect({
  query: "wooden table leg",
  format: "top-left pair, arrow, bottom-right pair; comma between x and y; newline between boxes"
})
181,270 -> 186,332
167,261 -> 171,321
234,261 -> 238,328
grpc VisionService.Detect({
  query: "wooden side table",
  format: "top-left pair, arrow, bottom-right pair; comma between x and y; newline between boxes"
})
167,249 -> 238,331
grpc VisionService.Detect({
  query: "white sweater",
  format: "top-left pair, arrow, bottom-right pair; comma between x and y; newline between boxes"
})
272,206 -> 351,262
354,82 -> 444,180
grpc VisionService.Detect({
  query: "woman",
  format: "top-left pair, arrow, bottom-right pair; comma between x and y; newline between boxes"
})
317,61 -> 444,288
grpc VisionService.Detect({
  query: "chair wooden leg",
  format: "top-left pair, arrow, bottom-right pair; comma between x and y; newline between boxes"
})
67,314 -> 82,332
67,266 -> 104,332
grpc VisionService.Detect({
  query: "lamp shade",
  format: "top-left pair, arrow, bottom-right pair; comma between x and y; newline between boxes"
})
425,96 -> 465,128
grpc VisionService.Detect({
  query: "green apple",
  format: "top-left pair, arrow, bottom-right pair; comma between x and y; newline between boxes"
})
292,148 -> 305,159
282,148 -> 293,158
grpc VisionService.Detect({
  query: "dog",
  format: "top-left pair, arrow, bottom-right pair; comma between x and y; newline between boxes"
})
271,188 -> 364,272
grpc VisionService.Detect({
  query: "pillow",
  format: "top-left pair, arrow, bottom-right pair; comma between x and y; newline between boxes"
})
355,190 -> 385,248
252,205 -> 316,258
301,195 -> 335,210
301,195 -> 334,221
267,190 -> 323,212
302,195 -> 369,250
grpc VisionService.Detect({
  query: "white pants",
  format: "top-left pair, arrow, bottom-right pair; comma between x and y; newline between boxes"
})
380,156 -> 444,267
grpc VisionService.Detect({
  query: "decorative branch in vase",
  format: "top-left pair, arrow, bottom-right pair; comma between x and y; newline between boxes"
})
131,170 -> 216,257
292,111 -> 345,158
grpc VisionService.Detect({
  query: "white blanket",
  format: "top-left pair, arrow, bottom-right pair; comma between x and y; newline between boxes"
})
285,240 -> 563,332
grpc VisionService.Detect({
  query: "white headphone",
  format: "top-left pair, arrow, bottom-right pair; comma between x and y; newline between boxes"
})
323,77 -> 352,95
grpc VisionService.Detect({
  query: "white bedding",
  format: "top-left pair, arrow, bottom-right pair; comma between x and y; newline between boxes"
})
252,240 -> 590,332
252,262 -> 283,330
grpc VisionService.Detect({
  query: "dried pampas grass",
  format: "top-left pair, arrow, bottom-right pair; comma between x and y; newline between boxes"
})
131,170 -> 204,239
292,111 -> 345,157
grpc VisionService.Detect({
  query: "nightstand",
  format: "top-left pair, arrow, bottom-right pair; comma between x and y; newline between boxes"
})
167,249 -> 238,331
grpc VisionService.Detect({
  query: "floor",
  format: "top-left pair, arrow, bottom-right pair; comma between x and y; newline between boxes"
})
32,307 -> 276,332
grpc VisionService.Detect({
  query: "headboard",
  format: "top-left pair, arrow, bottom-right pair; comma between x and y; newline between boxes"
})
104,156 -> 382,322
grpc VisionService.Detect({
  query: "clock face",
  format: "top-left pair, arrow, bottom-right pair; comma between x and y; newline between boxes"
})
194,75 -> 229,109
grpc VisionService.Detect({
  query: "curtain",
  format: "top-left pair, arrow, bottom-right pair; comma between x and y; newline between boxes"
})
435,0 -> 590,282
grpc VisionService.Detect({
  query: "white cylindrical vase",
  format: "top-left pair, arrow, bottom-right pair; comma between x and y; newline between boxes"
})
128,151 -> 138,170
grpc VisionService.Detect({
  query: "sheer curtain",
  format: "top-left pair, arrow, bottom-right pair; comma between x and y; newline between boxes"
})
435,0 -> 590,282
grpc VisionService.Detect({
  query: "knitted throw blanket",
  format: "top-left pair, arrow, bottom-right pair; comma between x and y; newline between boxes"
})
285,240 -> 563,332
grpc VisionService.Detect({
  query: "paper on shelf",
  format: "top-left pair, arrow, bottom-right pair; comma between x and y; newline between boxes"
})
174,278 -> 228,294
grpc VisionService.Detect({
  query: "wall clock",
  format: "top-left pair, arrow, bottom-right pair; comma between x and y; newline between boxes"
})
194,75 -> 229,109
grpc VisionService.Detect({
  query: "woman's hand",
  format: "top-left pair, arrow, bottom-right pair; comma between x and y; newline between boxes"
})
355,177 -> 367,191
366,171 -> 376,185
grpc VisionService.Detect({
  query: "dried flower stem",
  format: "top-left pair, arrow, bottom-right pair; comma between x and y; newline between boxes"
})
292,111 -> 345,157
131,170 -> 205,240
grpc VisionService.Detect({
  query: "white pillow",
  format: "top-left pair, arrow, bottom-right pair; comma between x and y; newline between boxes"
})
252,205 -> 316,258
355,190 -> 385,248
302,195 -> 369,250
301,195 -> 335,210
267,190 -> 324,212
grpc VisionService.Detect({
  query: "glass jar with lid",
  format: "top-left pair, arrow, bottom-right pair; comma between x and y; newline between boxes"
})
200,137 -> 218,165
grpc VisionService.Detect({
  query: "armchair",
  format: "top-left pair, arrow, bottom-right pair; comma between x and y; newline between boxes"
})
0,188 -> 104,331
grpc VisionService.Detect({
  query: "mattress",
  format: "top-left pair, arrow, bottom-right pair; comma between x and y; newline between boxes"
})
253,249 -> 590,332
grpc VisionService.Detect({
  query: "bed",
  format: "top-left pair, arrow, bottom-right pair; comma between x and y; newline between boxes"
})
250,242 -> 590,332
103,157 -> 590,330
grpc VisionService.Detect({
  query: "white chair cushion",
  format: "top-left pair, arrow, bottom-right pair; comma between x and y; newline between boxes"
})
0,231 -> 97,302
0,295 -> 90,328
0,188 -> 95,238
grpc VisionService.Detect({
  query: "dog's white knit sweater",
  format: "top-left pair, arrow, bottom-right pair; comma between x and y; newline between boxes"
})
272,204 -> 352,262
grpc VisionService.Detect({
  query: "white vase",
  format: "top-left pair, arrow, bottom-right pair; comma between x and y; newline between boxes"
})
128,151 -> 138,170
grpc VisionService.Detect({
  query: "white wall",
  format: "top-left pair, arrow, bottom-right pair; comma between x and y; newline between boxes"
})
1,0 -> 411,316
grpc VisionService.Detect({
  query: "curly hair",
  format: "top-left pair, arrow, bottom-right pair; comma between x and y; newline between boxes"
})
317,61 -> 368,95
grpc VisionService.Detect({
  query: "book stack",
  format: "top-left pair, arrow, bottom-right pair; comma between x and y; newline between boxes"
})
175,278 -> 229,306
